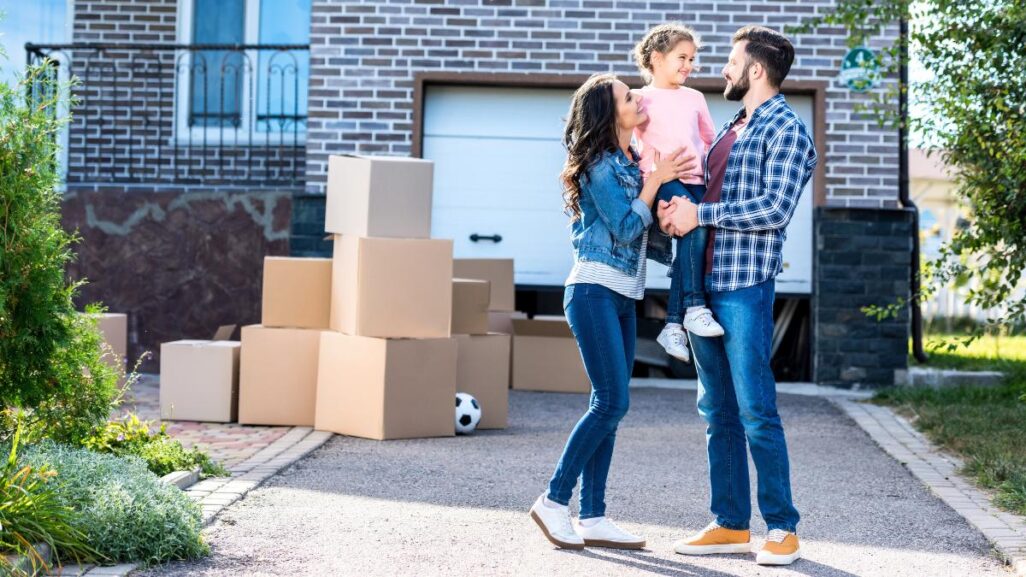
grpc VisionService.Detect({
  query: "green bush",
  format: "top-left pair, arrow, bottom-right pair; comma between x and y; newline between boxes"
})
0,424 -> 98,575
0,58 -> 121,444
18,442 -> 208,565
83,414 -> 229,478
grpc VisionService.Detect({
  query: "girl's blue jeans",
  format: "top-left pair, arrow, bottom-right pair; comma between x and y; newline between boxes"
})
657,180 -> 708,324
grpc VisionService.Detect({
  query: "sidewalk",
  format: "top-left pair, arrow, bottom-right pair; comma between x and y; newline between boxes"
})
133,385 -> 1009,577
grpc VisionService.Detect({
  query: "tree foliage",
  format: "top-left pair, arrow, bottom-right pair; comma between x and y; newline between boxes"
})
792,0 -> 1026,331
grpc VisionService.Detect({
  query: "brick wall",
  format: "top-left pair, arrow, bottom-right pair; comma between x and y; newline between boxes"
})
814,208 -> 912,386
304,0 -> 899,208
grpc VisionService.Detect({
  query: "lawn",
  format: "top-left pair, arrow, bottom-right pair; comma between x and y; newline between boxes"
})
874,332 -> 1026,515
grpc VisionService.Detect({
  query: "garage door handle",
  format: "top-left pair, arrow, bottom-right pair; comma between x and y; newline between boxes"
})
470,233 -> 502,243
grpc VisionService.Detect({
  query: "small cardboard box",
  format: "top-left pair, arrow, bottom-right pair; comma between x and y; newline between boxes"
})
94,312 -> 128,371
325,155 -> 434,238
455,333 -> 510,429
453,259 -> 515,311
238,325 -> 322,426
262,257 -> 332,329
160,325 -> 240,423
330,235 -> 453,338
315,332 -> 457,440
487,311 -> 528,335
452,278 -> 490,335
511,317 -> 590,393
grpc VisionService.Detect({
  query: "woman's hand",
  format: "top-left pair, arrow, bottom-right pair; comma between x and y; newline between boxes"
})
651,148 -> 698,184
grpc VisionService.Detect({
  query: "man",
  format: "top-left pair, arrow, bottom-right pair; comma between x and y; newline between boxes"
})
657,25 -> 817,566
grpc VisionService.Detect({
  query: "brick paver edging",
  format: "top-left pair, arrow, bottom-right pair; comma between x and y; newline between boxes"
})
835,399 -> 1026,576
51,427 -> 334,577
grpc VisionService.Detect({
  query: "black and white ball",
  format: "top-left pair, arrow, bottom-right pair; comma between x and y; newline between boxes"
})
455,392 -> 482,434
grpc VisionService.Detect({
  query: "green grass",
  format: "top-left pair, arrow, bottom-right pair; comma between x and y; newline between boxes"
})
876,332 -> 1026,515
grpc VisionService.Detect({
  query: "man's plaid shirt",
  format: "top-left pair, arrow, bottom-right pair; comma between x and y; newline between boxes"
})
697,94 -> 818,293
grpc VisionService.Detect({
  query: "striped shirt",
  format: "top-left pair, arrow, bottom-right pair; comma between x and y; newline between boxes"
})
566,229 -> 648,300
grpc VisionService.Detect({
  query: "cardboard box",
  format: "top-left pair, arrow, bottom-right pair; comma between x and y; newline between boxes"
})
315,333 -> 457,440
160,326 -> 240,422
239,325 -> 322,426
487,311 -> 528,335
262,257 -> 332,329
511,317 -> 590,393
455,333 -> 510,429
452,278 -> 490,335
453,259 -> 515,311
325,155 -> 434,238
331,235 -> 453,338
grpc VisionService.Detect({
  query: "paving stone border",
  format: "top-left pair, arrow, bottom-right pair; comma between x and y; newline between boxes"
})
47,427 -> 334,577
835,399 -> 1026,576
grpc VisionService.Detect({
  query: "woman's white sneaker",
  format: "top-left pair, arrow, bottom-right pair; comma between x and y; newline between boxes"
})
683,307 -> 725,337
529,494 -> 584,550
573,517 -> 646,550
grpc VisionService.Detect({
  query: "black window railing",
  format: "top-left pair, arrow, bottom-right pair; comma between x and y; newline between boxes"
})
25,42 -> 309,187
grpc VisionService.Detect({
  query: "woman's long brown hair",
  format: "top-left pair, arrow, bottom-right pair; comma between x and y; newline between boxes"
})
560,73 -> 621,221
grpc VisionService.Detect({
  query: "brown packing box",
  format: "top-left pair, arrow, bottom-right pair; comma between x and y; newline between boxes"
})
315,332 -> 457,440
94,312 -> 128,371
325,155 -> 434,238
455,333 -> 510,429
487,310 -> 528,335
160,325 -> 240,423
262,257 -> 332,329
451,278 -> 490,335
453,259 -> 515,312
239,325 -> 322,426
331,235 -> 453,338
511,317 -> 590,393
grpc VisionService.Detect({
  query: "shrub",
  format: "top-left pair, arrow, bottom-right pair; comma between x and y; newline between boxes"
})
83,414 -> 229,478
18,442 -> 208,565
0,56 -> 121,444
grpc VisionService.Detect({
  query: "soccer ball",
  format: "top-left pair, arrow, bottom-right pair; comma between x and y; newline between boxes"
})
455,392 -> 482,434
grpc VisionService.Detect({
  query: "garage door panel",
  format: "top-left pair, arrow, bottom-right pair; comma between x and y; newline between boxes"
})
424,86 -> 572,140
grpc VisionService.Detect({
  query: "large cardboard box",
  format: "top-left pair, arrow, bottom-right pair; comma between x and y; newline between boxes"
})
262,257 -> 332,329
452,278 -> 490,335
315,332 -> 457,440
487,311 -> 528,335
455,333 -> 510,429
331,235 -> 453,338
239,325 -> 322,426
453,259 -> 515,311
325,155 -> 434,238
511,317 -> 590,393
160,327 -> 240,422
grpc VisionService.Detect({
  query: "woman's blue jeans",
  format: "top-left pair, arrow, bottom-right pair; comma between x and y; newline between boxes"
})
547,283 -> 635,519
657,180 -> 708,324
688,278 -> 800,532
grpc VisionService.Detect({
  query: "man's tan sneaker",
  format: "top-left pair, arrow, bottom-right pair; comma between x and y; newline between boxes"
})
673,522 -> 752,555
755,529 -> 801,565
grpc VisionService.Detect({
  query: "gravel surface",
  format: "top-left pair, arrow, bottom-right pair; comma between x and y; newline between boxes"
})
136,389 -> 1008,577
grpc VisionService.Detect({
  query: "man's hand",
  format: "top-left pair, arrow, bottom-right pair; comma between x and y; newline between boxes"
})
658,196 -> 699,237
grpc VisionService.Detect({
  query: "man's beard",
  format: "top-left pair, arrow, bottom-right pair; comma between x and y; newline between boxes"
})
724,64 -> 752,101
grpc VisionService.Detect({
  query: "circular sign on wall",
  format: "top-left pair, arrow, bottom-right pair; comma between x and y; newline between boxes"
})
839,46 -> 881,92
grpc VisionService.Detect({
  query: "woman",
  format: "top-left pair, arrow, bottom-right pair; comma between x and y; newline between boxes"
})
529,73 -> 693,550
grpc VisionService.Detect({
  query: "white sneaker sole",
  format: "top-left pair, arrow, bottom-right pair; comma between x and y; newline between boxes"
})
582,538 -> 646,550
530,509 -> 585,550
683,323 -> 725,338
756,548 -> 801,565
673,542 -> 752,556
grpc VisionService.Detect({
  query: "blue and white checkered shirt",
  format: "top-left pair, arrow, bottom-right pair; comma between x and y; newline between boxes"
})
698,94 -> 818,293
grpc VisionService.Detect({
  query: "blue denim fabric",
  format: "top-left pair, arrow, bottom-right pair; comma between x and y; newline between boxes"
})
656,181 -> 708,323
547,283 -> 636,519
688,278 -> 800,532
570,149 -> 670,276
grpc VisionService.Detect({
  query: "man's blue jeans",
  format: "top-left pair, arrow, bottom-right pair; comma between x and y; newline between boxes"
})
656,180 -> 708,324
688,278 -> 800,532
547,283 -> 635,519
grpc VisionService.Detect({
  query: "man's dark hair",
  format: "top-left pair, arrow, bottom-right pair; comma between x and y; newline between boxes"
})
732,25 -> 795,88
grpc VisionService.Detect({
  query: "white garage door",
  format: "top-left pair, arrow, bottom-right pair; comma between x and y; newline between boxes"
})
424,85 -> 814,294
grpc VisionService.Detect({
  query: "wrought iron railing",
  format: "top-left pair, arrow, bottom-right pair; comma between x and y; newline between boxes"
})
25,42 -> 309,186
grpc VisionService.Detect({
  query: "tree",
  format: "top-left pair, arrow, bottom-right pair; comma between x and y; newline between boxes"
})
792,1 -> 1026,334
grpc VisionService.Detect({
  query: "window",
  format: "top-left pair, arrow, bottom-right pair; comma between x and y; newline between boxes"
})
178,0 -> 310,137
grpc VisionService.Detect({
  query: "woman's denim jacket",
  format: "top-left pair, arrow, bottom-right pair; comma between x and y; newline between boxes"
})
570,148 -> 672,276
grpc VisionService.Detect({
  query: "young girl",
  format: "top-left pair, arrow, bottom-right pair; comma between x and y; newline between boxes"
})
529,73 -> 692,550
634,23 -> 725,362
